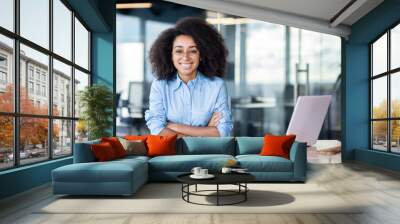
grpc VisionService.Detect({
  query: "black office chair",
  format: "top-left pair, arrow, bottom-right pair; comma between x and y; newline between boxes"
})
119,99 -> 145,135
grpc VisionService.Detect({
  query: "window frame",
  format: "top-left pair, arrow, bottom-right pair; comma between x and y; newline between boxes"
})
0,0 -> 92,171
370,20 -> 400,154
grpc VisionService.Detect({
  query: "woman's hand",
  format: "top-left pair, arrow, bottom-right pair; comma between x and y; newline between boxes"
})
208,112 -> 221,127
166,122 -> 181,133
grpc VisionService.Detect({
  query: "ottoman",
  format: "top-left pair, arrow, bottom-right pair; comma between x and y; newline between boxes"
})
52,157 -> 148,196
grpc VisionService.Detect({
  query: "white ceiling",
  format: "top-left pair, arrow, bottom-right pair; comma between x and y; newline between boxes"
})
164,0 -> 384,38
225,0 -> 352,22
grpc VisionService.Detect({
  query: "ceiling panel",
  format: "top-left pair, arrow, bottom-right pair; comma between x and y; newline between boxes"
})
161,0 -> 384,37
224,0 -> 352,21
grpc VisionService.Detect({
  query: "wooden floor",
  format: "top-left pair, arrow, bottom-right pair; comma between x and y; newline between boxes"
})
1,162 -> 400,224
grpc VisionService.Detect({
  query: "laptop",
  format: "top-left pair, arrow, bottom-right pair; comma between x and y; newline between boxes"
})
286,95 -> 332,146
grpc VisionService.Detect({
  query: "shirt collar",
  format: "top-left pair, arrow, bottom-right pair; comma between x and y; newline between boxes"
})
171,71 -> 203,91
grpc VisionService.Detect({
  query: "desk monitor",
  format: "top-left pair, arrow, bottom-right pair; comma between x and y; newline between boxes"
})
286,95 -> 331,146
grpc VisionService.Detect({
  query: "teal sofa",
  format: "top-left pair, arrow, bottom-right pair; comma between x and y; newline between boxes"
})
52,137 -> 307,196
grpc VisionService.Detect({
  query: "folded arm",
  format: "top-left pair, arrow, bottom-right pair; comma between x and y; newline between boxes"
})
145,81 -> 172,136
166,122 -> 220,137
213,82 -> 233,137
166,81 -> 233,137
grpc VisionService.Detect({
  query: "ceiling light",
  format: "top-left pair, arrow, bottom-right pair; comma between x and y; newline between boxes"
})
116,3 -> 152,9
206,18 -> 254,25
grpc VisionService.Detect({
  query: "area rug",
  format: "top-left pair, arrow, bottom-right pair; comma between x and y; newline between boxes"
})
37,183 -> 361,214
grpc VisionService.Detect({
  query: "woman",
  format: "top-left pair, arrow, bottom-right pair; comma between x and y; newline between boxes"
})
145,17 -> 233,137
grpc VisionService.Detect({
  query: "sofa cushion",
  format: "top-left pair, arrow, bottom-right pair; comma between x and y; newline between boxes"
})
115,155 -> 150,163
124,135 -> 148,142
260,134 -> 296,159
147,135 -> 177,157
179,137 -> 235,155
235,137 -> 264,155
73,139 -> 100,163
101,137 -> 127,158
53,158 -> 147,183
91,142 -> 118,161
118,138 -> 147,156
148,154 -> 235,172
236,155 -> 293,172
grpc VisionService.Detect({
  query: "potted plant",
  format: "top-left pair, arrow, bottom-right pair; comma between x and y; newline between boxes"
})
79,84 -> 113,140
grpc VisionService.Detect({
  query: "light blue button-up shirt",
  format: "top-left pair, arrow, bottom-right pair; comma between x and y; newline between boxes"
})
145,72 -> 233,136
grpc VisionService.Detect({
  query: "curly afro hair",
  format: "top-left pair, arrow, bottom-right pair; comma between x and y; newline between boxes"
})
149,17 -> 228,80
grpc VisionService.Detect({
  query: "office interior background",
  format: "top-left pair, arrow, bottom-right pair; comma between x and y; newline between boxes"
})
115,1 -> 342,141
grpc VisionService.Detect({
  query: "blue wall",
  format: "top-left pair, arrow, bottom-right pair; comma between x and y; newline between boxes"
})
0,0 -> 115,200
344,0 -> 400,171
91,32 -> 115,136
0,158 -> 72,199
92,32 -> 114,89
91,0 -> 115,135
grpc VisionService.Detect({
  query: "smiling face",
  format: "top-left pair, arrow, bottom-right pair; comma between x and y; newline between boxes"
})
172,35 -> 200,82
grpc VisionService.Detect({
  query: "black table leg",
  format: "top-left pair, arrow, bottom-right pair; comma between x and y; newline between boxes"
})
187,184 -> 190,202
217,184 -> 219,206
245,183 -> 247,201
179,182 -> 251,206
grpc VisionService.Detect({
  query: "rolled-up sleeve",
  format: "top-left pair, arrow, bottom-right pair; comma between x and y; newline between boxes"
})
214,82 -> 233,137
144,80 -> 166,135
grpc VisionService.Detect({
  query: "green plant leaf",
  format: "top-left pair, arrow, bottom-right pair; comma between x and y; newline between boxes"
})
79,84 -> 113,140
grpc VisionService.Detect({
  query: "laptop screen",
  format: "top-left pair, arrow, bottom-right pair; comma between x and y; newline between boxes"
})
286,95 -> 331,146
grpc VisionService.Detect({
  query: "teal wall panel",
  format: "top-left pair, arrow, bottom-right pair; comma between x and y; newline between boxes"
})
355,149 -> 400,172
344,0 -> 400,171
343,44 -> 369,160
91,0 -> 115,135
66,0 -> 110,32
92,32 -> 114,87
0,158 -> 72,199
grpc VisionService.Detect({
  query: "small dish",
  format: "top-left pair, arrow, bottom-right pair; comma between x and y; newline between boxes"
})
190,174 -> 215,179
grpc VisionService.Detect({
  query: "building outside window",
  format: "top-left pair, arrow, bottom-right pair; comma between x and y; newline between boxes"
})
0,54 -> 7,89
54,89 -> 58,103
28,81 -> 34,94
0,71 -> 6,84
35,70 -> 40,81
35,83 -> 40,95
0,54 -> 7,67
42,85 -> 46,97
28,67 -> 34,80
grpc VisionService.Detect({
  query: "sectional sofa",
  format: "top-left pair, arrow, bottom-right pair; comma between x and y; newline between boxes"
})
52,137 -> 307,196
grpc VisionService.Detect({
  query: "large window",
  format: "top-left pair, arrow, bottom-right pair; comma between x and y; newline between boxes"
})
370,23 -> 400,153
0,0 -> 91,170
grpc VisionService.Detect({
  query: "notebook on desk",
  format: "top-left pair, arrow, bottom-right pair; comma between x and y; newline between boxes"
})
286,95 -> 332,146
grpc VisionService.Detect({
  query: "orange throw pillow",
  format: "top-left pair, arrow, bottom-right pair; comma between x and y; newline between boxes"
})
124,135 -> 148,142
91,142 -> 117,161
260,134 -> 296,159
101,137 -> 127,158
146,135 -> 177,157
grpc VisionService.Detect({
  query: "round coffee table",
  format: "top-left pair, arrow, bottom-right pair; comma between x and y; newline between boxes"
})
177,172 -> 255,206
